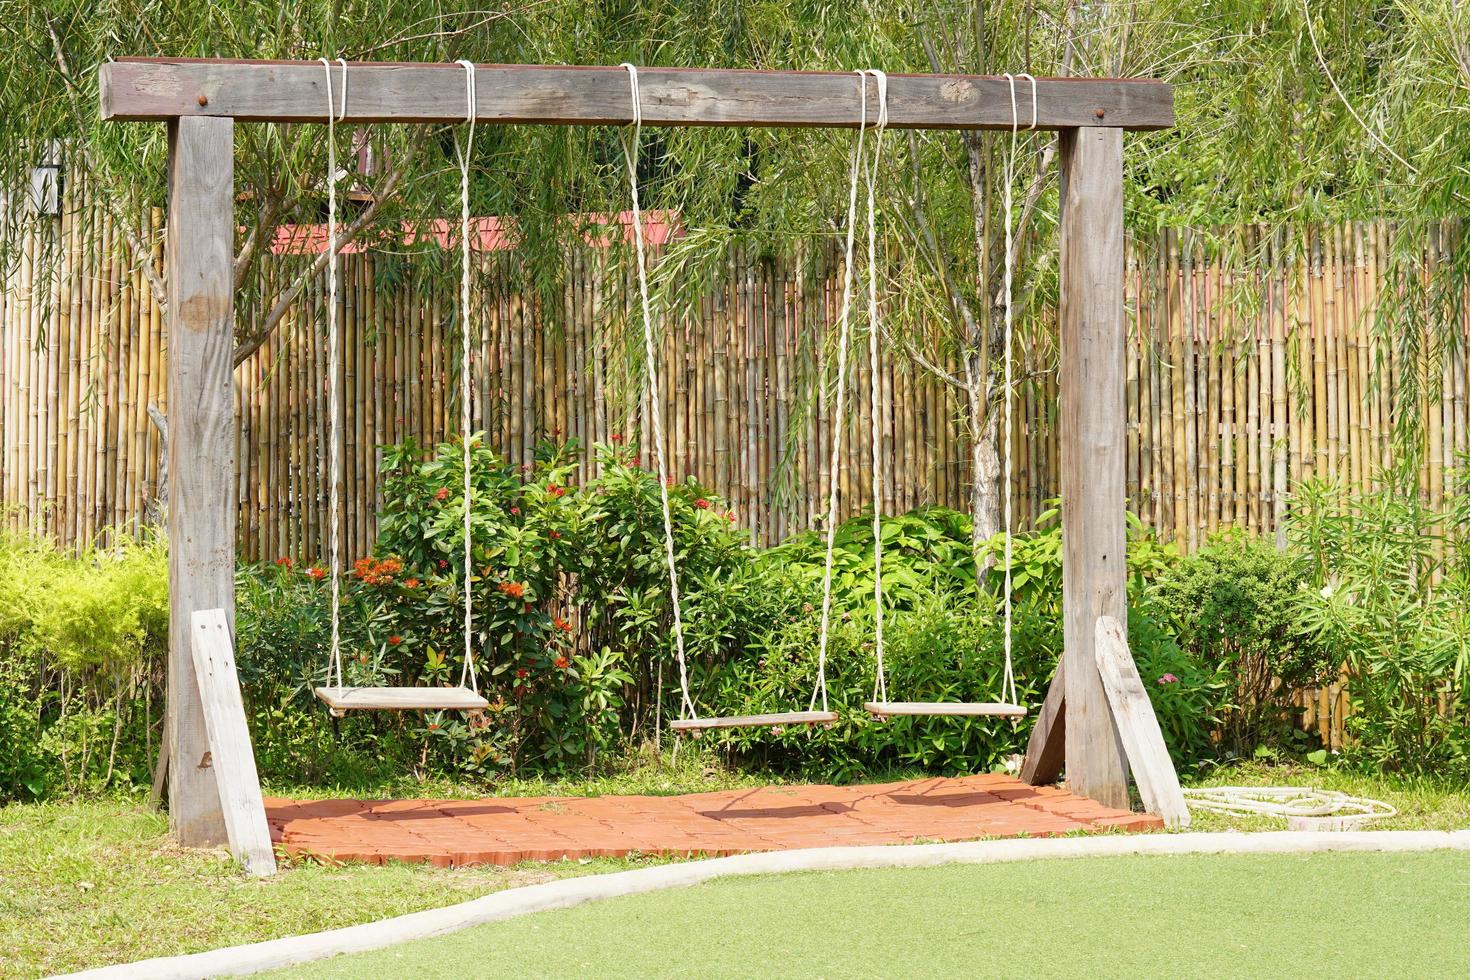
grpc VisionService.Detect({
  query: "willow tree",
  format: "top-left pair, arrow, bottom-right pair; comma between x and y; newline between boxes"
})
3,0 -> 1470,537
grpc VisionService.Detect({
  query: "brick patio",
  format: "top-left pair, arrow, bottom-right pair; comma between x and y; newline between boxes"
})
266,774 -> 1161,867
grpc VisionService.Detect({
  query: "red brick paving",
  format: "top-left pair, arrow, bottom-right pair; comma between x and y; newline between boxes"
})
265,774 -> 1160,867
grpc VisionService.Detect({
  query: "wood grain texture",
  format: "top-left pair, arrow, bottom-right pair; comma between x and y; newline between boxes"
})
1093,616 -> 1189,828
312,686 -> 490,713
1058,126 -> 1130,810
165,115 -> 235,847
1019,663 -> 1066,785
191,609 -> 277,875
864,701 -> 1027,717
99,60 -> 1173,130
669,710 -> 838,730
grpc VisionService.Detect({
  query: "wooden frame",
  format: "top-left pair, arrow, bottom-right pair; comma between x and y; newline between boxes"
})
100,58 -> 1175,844
100,59 -> 1173,131
191,608 -> 277,875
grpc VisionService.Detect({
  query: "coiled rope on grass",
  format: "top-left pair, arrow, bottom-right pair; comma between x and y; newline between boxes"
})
1183,786 -> 1397,829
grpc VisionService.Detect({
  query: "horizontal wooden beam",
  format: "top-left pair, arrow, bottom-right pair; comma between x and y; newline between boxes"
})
100,59 -> 1173,130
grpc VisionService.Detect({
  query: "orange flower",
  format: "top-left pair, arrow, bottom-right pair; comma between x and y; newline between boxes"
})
554,655 -> 571,669
548,483 -> 566,498
274,556 -> 293,569
499,581 -> 526,600
549,530 -> 561,540
553,617 -> 573,633
388,635 -> 402,646
695,499 -> 710,509
610,433 -> 624,443
353,556 -> 402,585
307,566 -> 327,580
403,578 -> 420,589
427,722 -> 440,731
435,486 -> 451,502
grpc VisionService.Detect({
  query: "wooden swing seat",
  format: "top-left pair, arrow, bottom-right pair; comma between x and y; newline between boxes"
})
864,701 -> 1027,718
314,686 -> 489,716
670,710 -> 839,731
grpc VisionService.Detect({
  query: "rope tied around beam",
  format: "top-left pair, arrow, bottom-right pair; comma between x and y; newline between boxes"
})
812,69 -> 879,713
319,56 -> 348,690
619,63 -> 697,722
998,72 -> 1037,708
455,59 -> 480,693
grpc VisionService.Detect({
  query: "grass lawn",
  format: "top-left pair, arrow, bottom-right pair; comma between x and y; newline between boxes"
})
2,760 -> 1465,977
0,800 -> 675,978
0,744 -> 766,978
274,850 -> 1470,979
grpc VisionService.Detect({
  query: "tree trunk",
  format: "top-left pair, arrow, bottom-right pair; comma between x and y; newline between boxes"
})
970,389 -> 1001,546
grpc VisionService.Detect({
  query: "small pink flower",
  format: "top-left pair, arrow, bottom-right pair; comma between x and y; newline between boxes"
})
1157,673 -> 1179,686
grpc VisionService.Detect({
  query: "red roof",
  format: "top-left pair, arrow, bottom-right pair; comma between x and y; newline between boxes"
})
269,210 -> 680,255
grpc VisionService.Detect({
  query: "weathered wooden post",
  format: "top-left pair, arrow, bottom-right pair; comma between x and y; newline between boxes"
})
164,115 -> 236,844
1056,125 -> 1130,808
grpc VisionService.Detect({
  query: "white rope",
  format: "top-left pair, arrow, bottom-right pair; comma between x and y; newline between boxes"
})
859,69 -> 889,705
1183,787 -> 1396,827
998,72 -> 1035,707
320,57 -> 348,690
619,64 -> 696,720
812,71 -> 872,713
456,60 -> 479,693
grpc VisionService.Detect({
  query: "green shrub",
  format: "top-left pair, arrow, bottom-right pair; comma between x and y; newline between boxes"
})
700,588 -> 1047,781
563,446 -> 768,742
1128,598 -> 1228,770
0,531 -> 167,800
1290,479 -> 1470,777
0,654 -> 49,800
698,509 -> 1219,779
1151,532 -> 1330,754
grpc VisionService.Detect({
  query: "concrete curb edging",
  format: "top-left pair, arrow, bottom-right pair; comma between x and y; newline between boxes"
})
63,830 -> 1470,979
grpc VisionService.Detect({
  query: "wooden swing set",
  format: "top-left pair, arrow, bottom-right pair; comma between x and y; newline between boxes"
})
99,58 -> 1185,876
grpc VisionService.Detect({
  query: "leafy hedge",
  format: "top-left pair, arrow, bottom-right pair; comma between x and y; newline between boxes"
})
8,440 -> 1468,803
0,532 -> 167,799
698,505 -> 1222,779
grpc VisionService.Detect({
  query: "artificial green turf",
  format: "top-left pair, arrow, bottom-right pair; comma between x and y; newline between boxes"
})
276,850 -> 1470,979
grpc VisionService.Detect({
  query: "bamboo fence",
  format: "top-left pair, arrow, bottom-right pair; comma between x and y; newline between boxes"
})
4,191 -> 1469,746
7,212 -> 1467,558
